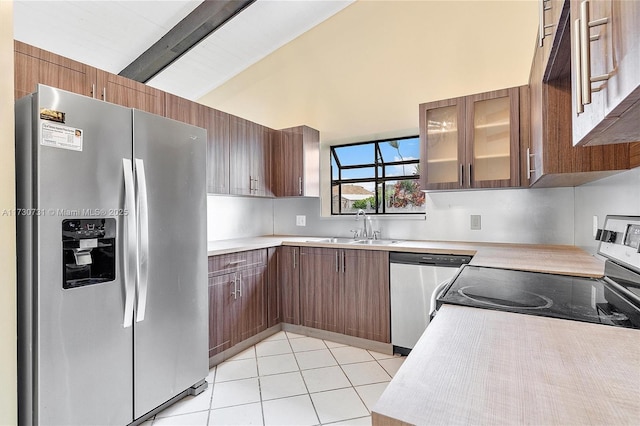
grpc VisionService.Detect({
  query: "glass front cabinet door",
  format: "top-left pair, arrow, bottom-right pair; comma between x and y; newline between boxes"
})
420,87 -> 521,190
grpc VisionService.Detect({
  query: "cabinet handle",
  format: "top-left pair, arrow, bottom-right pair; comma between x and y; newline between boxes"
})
526,148 -> 536,180
538,0 -> 553,47
91,84 -> 96,99
102,87 -> 106,102
227,259 -> 247,266
579,0 -> 611,106
574,18 -> 584,114
293,249 -> 297,269
459,164 -> 464,187
237,273 -> 242,298
335,251 -> 339,273
341,251 -> 345,274
467,163 -> 472,187
298,176 -> 302,196
230,276 -> 237,300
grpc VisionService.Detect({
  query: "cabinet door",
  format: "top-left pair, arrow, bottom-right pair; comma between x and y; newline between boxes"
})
274,127 -> 303,196
419,97 -> 466,190
299,247 -> 344,334
466,88 -> 520,188
97,70 -> 164,115
279,246 -> 300,325
206,108 -> 230,194
571,0 -> 640,146
208,273 -> 238,357
343,250 -> 390,343
229,115 -> 252,195
164,92 -> 204,125
238,265 -> 268,341
267,247 -> 281,328
14,41 -> 96,99
249,123 -> 270,197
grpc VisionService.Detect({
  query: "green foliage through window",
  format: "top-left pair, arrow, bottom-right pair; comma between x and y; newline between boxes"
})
331,136 -> 425,215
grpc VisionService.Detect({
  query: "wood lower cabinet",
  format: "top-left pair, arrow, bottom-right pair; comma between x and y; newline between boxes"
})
298,247 -> 391,343
267,248 -> 281,327
344,250 -> 390,343
279,246 -> 301,325
208,272 -> 237,357
208,250 -> 267,358
300,247 -> 344,334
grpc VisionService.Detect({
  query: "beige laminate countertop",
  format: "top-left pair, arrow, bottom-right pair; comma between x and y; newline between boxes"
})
207,235 -> 605,277
372,305 -> 640,426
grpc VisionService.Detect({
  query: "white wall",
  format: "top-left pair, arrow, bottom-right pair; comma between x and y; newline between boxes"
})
273,186 -> 575,245
207,195 -> 274,241
574,168 -> 640,254
0,0 -> 17,423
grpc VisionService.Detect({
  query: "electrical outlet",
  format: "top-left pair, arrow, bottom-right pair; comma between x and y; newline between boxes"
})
470,215 -> 481,230
296,215 -> 306,227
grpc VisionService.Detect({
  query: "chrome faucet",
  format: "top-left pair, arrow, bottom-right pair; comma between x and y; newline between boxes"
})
356,209 -> 372,239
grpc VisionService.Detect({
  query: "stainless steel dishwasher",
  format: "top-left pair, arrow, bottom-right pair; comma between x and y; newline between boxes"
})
390,252 -> 472,354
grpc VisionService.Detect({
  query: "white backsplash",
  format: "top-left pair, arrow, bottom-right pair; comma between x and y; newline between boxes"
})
207,195 -> 274,241
208,168 -> 640,249
574,167 -> 640,254
273,187 -> 575,245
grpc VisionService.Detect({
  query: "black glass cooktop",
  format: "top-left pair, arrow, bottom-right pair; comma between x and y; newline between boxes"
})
438,265 -> 640,329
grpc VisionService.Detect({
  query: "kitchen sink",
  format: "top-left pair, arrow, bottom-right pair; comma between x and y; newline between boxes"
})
310,237 -> 358,244
351,239 -> 402,245
308,237 -> 402,246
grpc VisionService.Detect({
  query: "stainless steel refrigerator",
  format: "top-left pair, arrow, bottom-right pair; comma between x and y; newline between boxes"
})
15,84 -> 208,425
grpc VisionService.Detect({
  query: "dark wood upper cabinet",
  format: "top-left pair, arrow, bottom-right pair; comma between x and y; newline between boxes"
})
527,0 -> 637,187
272,126 -> 320,197
229,116 -> 272,197
164,92 -> 204,125
205,108 -> 230,194
570,0 -> 640,147
419,87 -> 525,190
97,70 -> 165,115
14,40 -> 95,99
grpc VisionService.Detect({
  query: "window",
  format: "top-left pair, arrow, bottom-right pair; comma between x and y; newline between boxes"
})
330,136 -> 425,215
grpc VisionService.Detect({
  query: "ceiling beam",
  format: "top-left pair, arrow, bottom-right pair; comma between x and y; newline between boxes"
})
119,0 -> 256,83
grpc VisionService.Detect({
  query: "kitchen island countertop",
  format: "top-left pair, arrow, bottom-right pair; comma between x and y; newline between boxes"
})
208,235 -> 605,277
372,304 -> 640,425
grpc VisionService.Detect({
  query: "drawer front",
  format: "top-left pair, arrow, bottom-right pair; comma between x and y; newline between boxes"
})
209,249 -> 267,276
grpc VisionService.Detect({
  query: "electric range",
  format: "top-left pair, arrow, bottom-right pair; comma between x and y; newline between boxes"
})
436,215 -> 640,329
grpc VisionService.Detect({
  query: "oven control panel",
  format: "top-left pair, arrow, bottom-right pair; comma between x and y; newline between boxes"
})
597,215 -> 640,273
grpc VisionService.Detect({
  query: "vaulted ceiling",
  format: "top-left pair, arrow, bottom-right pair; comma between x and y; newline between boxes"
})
13,0 -> 354,100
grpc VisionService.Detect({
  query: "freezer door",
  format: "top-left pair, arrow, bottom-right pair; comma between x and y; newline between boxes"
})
18,85 -> 134,425
132,110 -> 208,418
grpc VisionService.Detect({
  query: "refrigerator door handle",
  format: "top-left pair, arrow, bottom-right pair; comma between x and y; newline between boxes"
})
135,158 -> 150,322
123,158 -> 136,328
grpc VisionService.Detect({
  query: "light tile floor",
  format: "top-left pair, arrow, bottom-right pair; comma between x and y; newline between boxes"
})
146,331 -> 405,426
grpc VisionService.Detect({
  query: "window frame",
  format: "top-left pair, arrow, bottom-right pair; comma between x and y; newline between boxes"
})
330,135 -> 423,215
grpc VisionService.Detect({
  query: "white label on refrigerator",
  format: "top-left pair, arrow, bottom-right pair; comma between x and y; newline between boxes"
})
41,122 -> 83,151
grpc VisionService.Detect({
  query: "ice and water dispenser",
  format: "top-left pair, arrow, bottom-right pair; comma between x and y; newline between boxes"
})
62,218 -> 116,289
